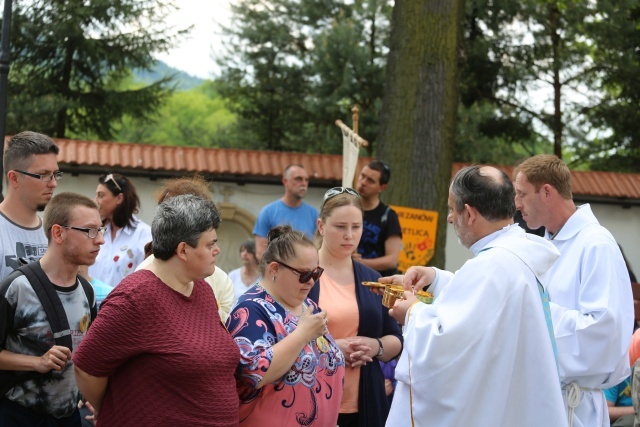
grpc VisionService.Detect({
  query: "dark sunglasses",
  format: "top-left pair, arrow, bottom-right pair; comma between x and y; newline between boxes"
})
322,187 -> 359,207
276,261 -> 324,283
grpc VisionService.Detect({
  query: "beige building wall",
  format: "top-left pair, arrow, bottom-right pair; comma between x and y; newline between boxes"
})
22,175 -> 640,279
445,203 -> 640,279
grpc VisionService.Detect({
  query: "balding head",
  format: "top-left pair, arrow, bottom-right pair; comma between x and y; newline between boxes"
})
450,165 -> 516,221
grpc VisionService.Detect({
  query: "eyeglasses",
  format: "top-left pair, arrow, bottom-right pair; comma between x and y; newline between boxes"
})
103,174 -> 122,192
61,225 -> 107,239
276,261 -> 324,283
15,170 -> 63,182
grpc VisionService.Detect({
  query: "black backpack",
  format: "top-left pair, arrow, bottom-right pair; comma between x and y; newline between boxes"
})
0,261 -> 96,396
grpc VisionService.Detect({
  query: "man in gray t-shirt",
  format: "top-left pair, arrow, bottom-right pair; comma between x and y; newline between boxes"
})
0,213 -> 48,280
0,192 -> 104,425
0,132 -> 60,281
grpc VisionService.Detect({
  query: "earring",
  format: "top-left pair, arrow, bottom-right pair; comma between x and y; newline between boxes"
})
273,275 -> 276,282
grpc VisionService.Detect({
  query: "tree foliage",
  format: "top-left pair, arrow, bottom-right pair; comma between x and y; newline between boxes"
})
458,0 -> 640,169
217,0 -> 391,153
111,81 -> 239,148
3,0 -> 188,139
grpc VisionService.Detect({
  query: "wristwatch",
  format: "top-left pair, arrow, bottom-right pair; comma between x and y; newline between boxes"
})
375,338 -> 384,358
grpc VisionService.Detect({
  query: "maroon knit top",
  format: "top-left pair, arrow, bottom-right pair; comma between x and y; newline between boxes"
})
74,269 -> 240,426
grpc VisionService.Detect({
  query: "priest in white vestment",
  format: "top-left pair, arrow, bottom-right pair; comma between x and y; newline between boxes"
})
384,165 -> 567,427
515,155 -> 634,427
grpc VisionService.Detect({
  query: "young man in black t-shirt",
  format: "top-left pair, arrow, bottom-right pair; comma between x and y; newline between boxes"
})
353,161 -> 403,277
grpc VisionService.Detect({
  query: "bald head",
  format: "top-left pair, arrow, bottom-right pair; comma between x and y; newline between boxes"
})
450,165 -> 516,221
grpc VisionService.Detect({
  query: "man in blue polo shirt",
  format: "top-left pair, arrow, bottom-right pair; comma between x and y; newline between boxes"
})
253,164 -> 318,260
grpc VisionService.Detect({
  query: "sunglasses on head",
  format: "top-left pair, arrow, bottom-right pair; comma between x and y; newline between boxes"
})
322,187 -> 359,206
103,174 -> 122,193
276,261 -> 324,283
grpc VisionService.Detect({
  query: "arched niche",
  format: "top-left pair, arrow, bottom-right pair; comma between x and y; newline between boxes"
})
216,202 -> 256,273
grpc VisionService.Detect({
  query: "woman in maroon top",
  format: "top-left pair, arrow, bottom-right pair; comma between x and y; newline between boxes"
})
73,195 -> 239,427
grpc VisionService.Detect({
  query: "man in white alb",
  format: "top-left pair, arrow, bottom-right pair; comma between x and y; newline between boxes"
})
515,154 -> 633,427
382,165 -> 567,427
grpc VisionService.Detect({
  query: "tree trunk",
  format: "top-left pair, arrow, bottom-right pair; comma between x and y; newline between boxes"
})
378,0 -> 464,269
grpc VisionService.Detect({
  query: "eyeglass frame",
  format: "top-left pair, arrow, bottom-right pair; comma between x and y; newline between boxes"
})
15,170 -> 63,182
275,260 -> 324,283
321,187 -> 360,208
103,173 -> 123,193
60,225 -> 107,239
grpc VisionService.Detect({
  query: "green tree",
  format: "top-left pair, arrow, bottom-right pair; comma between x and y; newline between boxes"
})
217,0 -> 391,153
573,1 -> 640,172
378,0 -> 464,269
112,81 -> 239,148
458,0 -> 640,169
3,0 -> 188,139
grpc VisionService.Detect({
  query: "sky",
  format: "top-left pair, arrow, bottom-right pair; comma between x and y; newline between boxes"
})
155,0 -> 233,79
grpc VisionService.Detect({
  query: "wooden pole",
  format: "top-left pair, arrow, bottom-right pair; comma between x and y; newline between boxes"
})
351,105 -> 360,135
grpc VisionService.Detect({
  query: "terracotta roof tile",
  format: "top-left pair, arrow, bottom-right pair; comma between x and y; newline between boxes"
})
5,137 -> 640,200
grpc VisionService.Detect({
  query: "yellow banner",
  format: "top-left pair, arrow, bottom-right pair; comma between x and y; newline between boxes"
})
390,205 -> 439,273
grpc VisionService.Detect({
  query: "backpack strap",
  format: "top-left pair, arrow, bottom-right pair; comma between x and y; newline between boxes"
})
77,274 -> 97,322
17,261 -> 73,350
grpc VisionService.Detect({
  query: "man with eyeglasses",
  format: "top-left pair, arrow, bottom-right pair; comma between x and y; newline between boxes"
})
253,164 -> 319,260
353,160 -> 403,277
0,192 -> 104,426
0,131 -> 61,281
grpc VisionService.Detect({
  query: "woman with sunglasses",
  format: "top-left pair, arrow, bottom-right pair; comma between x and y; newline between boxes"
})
226,225 -> 345,427
308,187 -> 402,427
88,173 -> 151,287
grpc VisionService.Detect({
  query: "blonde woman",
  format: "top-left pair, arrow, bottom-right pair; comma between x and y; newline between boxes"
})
308,187 -> 402,427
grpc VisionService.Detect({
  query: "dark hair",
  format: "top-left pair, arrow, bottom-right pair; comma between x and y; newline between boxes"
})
98,173 -> 141,229
152,195 -> 221,260
366,160 -> 391,185
3,131 -> 59,176
260,225 -> 315,275
450,165 -> 516,221
240,239 -> 256,256
44,192 -> 99,241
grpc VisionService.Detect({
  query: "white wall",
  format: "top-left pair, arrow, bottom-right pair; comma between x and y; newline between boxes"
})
55,174 -> 328,273
444,203 -> 640,279
18,174 -> 640,279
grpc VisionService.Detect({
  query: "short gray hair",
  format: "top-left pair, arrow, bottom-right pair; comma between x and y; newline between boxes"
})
152,194 -> 221,260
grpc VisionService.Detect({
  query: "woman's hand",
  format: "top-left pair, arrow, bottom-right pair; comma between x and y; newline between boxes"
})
297,307 -> 328,342
335,336 -> 376,368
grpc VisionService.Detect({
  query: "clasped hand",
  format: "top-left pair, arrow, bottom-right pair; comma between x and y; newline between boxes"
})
336,336 -> 377,368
